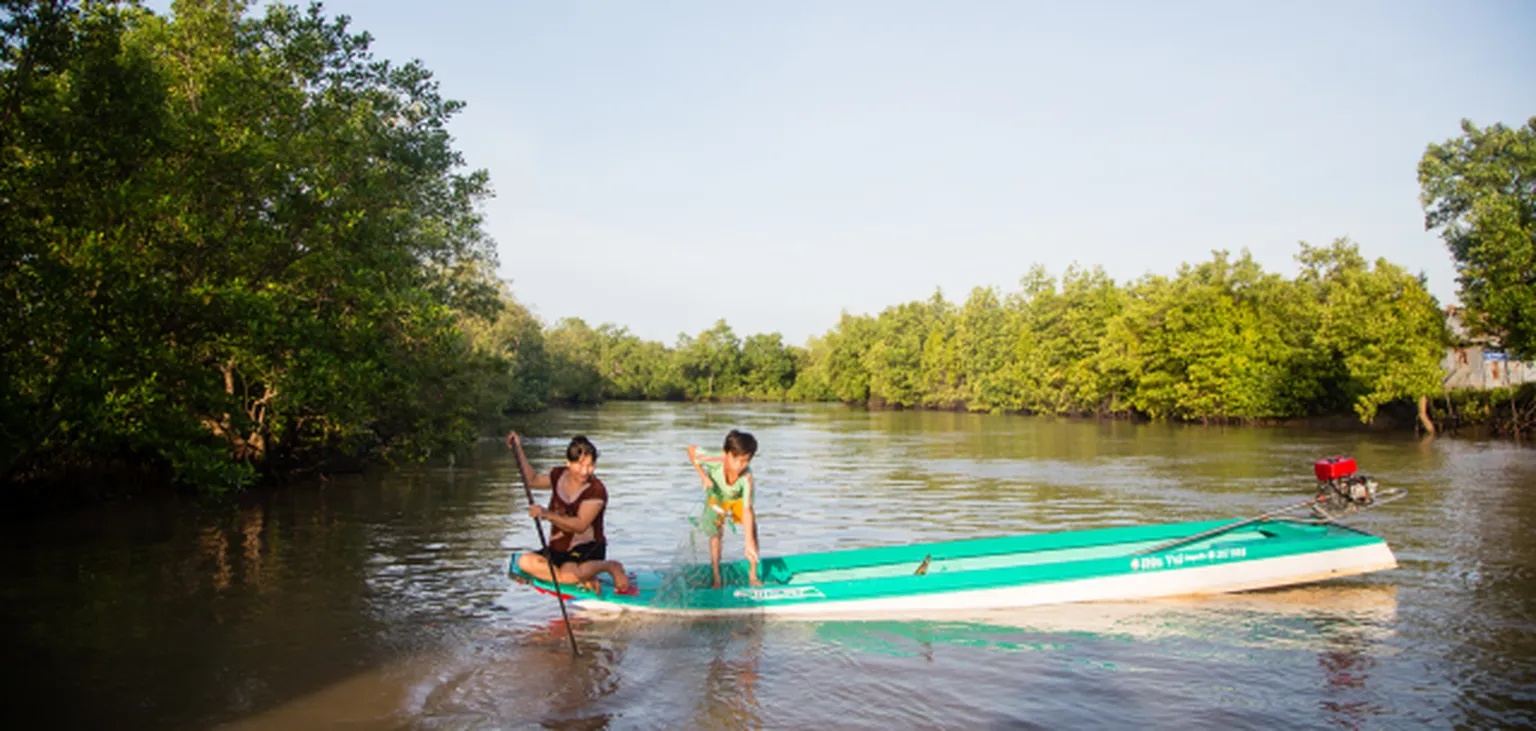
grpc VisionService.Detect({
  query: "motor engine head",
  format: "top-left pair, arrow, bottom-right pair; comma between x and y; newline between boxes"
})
1312,456 -> 1378,519
1314,456 -> 1357,481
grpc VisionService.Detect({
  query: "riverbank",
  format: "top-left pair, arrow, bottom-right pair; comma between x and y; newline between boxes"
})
12,390 -> 1534,518
1429,384 -> 1536,438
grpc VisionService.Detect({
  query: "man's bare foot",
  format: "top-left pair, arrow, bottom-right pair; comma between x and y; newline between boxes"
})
611,571 -> 632,593
711,576 -> 723,590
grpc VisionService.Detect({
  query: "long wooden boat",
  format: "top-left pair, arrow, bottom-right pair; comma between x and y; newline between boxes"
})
506,517 -> 1398,617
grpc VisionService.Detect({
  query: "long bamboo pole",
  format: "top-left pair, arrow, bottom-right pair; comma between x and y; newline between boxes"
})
509,432 -> 579,657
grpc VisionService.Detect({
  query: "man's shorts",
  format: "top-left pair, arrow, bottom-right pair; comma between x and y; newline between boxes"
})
536,541 -> 607,567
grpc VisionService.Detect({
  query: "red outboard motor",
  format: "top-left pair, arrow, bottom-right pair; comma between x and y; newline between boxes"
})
1314,456 -> 1356,482
1313,456 -> 1377,518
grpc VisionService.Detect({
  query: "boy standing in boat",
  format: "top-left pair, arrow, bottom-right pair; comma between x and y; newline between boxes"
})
687,429 -> 761,588
508,432 -> 631,594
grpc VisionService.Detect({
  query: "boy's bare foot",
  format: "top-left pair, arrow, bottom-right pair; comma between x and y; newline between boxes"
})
612,571 -> 632,593
580,579 -> 601,594
711,576 -> 723,590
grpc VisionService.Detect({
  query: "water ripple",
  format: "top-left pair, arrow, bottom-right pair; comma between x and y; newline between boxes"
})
3,404 -> 1534,729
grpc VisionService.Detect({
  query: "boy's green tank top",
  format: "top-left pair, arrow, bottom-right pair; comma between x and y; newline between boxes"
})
698,449 -> 753,505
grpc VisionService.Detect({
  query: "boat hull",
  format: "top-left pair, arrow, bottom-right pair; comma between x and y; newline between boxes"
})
507,519 -> 1398,617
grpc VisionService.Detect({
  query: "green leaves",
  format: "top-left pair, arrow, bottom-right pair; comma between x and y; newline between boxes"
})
475,315 -> 801,406
1299,239 -> 1448,422
677,320 -> 744,401
741,333 -> 797,400
781,244 -> 1447,425
2,1 -> 498,491
864,297 -> 945,408
1420,117 -> 1536,359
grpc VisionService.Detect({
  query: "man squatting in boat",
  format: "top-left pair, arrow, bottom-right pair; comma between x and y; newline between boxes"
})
507,432 -> 631,594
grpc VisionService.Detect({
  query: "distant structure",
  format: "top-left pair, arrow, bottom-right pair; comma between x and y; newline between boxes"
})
1441,307 -> 1535,389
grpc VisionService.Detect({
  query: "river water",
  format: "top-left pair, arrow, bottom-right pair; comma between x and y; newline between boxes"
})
3,403 -> 1533,729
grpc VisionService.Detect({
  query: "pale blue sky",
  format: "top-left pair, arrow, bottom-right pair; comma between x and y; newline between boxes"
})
165,1 -> 1534,344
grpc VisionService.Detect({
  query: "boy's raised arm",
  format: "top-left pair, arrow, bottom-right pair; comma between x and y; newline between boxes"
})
687,445 -> 712,489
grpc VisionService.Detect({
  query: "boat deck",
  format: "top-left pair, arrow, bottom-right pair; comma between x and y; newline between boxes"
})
776,520 -> 1336,584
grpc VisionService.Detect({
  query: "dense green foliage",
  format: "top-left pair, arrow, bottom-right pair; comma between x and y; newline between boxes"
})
765,242 -> 1448,423
492,240 -> 1450,429
2,0 -> 503,489
516,317 -> 803,405
1420,118 -> 1536,359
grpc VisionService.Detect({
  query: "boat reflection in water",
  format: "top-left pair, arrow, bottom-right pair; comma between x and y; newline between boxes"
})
799,583 -> 1398,657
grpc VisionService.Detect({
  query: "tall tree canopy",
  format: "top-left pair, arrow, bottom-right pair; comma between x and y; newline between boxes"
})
1420,117 -> 1536,357
2,0 -> 499,489
1297,240 -> 1447,423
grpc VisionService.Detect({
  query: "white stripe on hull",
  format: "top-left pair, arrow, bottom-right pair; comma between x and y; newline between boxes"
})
573,543 -> 1397,616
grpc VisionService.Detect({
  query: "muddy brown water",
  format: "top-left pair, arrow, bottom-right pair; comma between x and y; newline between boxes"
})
3,403 -> 1533,729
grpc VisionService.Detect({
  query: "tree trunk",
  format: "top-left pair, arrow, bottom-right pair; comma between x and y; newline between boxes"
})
1417,395 -> 1436,437
1511,388 -> 1521,442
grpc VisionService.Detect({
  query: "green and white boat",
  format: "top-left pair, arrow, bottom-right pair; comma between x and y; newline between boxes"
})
507,459 -> 1403,617
508,516 -> 1398,617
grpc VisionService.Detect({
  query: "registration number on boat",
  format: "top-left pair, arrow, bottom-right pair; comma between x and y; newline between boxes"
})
1130,547 -> 1247,571
732,586 -> 826,601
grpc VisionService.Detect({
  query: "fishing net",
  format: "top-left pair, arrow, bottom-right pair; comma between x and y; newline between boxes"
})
644,493 -> 753,610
